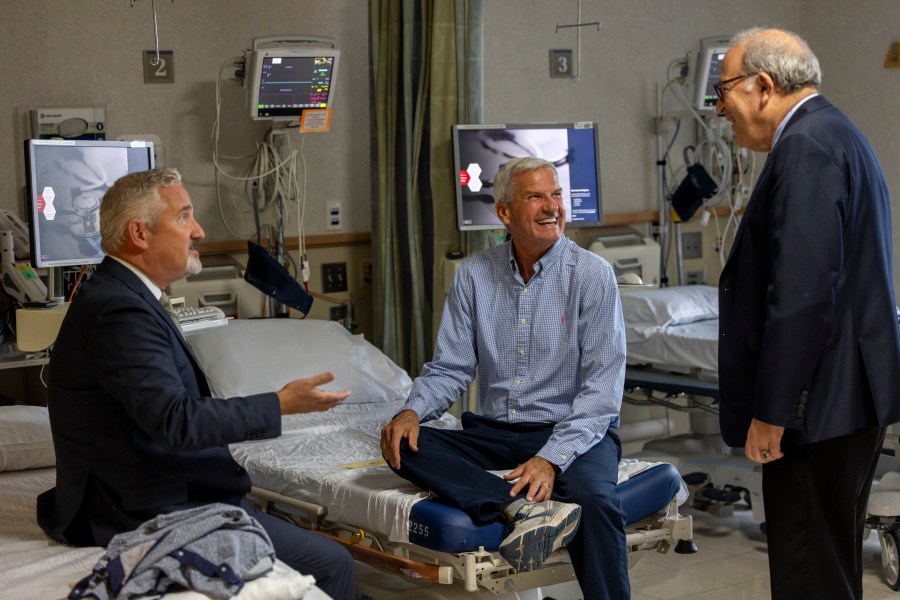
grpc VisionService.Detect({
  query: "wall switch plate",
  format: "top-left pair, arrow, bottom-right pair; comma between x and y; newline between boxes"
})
683,232 -> 703,259
322,262 -> 348,293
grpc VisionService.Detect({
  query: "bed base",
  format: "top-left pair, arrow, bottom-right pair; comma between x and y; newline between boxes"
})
625,367 -> 720,402
622,367 -> 767,522
249,487 -> 693,595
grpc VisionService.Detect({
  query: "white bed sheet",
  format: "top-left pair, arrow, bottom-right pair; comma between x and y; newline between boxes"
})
229,401 -> 685,546
0,468 -> 319,600
231,400 -> 452,545
625,318 -> 719,377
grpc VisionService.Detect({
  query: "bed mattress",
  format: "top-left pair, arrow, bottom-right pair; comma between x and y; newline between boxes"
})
625,318 -> 719,376
404,462 -> 684,552
230,401 -> 687,554
0,467 -> 319,599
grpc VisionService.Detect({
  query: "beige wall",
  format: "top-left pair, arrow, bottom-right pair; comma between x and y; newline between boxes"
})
3,1 -> 900,355
800,0 -> 900,287
1,1 -> 375,340
0,0 -> 371,242
481,1 -> 900,290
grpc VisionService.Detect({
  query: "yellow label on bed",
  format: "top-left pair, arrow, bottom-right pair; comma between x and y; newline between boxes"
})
338,458 -> 387,469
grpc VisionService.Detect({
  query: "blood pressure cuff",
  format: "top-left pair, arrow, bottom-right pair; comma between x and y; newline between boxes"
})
243,241 -> 313,316
670,163 -> 717,222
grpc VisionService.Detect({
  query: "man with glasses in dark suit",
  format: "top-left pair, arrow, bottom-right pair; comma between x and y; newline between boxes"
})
716,27 -> 900,600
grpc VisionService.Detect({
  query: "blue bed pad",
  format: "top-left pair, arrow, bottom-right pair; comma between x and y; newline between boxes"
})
625,368 -> 719,399
406,462 -> 683,553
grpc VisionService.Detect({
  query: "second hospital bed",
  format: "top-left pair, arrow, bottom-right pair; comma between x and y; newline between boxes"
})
186,319 -> 695,597
619,284 -> 900,592
617,285 -> 765,522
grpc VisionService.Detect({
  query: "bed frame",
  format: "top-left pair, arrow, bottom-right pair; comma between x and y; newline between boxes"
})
249,475 -> 696,595
623,366 -> 765,522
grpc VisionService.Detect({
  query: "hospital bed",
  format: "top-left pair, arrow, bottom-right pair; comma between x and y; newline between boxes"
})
184,319 -> 696,598
0,405 -> 323,600
618,286 -> 765,522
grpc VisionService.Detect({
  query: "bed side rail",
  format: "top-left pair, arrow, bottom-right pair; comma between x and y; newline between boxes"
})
249,488 -> 693,594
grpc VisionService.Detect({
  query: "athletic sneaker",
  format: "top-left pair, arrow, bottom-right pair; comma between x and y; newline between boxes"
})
498,499 -> 582,572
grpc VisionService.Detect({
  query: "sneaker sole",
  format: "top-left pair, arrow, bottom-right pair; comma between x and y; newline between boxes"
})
498,504 -> 582,572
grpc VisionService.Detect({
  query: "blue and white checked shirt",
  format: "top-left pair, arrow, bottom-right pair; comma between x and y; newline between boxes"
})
405,236 -> 626,472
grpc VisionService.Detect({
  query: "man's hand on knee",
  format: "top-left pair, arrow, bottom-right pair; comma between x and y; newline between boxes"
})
380,409 -> 420,470
505,457 -> 557,502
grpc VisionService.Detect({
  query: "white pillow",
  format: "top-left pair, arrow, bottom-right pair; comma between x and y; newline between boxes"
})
0,405 -> 55,472
620,285 -> 718,328
188,319 -> 412,403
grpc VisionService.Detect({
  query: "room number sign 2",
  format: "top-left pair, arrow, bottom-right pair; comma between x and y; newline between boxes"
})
143,50 -> 175,84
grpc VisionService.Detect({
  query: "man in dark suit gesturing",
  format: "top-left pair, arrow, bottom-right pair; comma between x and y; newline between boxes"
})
716,28 -> 900,599
37,168 -> 355,599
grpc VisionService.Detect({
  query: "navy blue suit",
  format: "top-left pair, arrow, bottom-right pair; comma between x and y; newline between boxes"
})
718,95 -> 900,599
37,257 -> 354,598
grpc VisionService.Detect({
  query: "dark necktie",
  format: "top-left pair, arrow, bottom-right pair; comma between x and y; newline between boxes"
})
159,292 -> 184,336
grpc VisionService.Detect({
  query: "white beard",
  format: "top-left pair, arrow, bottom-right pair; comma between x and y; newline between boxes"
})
185,253 -> 203,277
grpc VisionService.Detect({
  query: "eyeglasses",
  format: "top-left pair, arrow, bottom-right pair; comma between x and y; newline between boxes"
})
713,73 -> 757,103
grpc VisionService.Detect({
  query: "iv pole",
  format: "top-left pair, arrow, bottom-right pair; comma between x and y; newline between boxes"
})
555,0 -> 600,83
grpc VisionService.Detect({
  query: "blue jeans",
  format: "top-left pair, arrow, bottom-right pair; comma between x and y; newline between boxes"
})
391,412 -> 630,600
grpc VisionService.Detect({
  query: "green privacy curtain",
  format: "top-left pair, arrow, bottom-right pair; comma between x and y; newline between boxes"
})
370,0 -> 483,374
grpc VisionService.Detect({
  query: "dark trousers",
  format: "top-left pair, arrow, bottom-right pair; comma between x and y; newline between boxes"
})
392,412 -> 630,600
244,502 -> 356,600
763,425 -> 885,600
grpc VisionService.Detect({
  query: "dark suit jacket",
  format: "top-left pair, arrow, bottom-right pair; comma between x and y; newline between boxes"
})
718,95 -> 900,448
37,257 -> 281,546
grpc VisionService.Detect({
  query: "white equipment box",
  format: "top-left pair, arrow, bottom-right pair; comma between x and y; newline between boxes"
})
168,256 -> 262,319
589,231 -> 661,286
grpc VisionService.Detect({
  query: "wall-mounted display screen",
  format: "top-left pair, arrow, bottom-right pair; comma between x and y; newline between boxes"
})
451,122 -> 603,231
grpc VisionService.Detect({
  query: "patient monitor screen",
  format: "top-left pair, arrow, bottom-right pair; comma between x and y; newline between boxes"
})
25,140 -> 155,268
452,123 -> 603,231
252,54 -> 337,119
695,37 -> 732,111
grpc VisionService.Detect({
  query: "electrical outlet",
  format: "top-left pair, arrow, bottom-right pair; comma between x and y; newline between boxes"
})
322,262 -> 348,293
686,270 -> 705,285
683,232 -> 703,259
326,202 -> 342,231
330,305 -> 348,321
362,260 -> 373,285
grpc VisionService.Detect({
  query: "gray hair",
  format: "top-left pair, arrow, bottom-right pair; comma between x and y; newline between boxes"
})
99,167 -> 182,254
732,27 -> 821,94
492,157 -> 558,206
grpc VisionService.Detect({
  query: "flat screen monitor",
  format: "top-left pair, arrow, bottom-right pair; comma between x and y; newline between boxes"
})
24,139 -> 156,268
694,36 -> 731,111
246,47 -> 340,120
451,122 -> 603,231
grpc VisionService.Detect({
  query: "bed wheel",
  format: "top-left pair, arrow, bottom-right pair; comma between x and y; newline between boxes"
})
674,539 -> 698,554
881,529 -> 900,591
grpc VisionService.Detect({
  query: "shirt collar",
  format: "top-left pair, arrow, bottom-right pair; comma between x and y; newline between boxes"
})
772,92 -> 819,148
109,255 -> 162,300
506,236 -> 567,278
